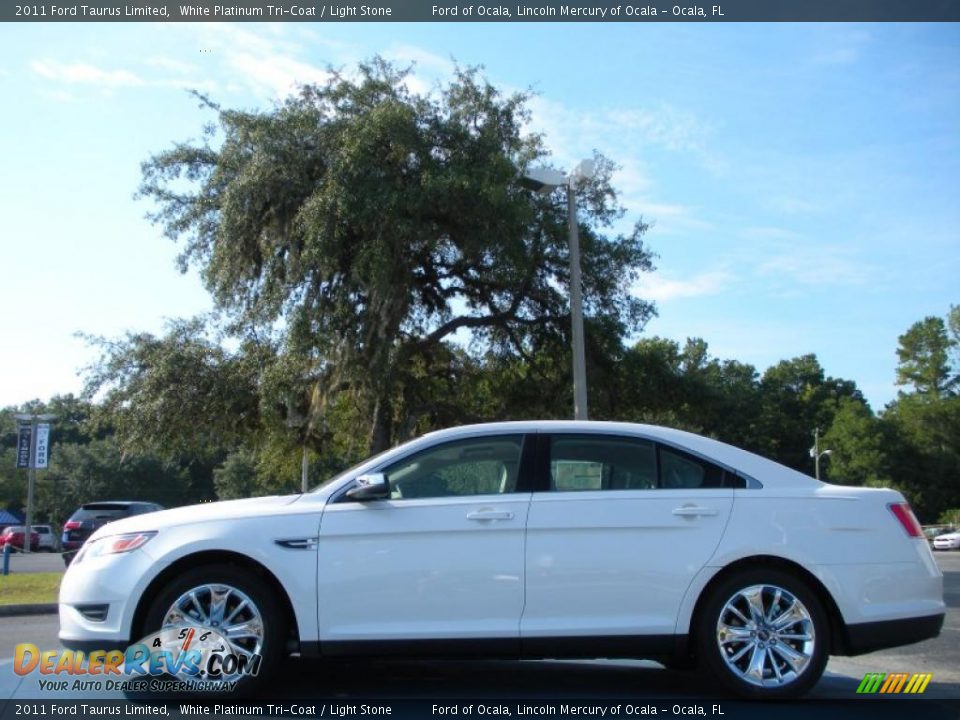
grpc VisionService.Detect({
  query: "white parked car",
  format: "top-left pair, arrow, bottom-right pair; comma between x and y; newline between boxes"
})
59,421 -> 945,699
932,530 -> 960,551
33,524 -> 56,552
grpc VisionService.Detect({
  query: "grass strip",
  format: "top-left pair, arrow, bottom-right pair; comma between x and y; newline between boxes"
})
0,572 -> 62,605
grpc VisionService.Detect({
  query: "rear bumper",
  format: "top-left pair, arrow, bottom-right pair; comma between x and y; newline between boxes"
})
842,612 -> 944,656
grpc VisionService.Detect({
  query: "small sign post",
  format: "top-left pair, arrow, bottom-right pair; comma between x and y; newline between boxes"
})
13,413 -> 56,554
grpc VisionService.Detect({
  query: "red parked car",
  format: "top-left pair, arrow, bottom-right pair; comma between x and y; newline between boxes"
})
0,526 -> 40,551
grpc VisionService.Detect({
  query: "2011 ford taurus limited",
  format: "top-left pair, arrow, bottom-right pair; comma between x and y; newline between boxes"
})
59,421 -> 945,699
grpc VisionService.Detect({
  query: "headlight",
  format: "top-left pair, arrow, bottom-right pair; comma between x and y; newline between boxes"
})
78,532 -> 157,562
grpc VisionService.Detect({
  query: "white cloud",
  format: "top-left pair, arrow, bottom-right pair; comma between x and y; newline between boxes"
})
520,95 -> 723,236
227,51 -> 331,98
31,55 -> 219,97
613,159 -> 654,200
633,202 -> 714,236
757,246 -> 873,286
384,45 -> 456,76
35,88 -> 75,103
144,56 -> 198,75
187,23 -> 332,99
31,59 -> 143,87
607,105 -> 712,154
636,271 -> 732,302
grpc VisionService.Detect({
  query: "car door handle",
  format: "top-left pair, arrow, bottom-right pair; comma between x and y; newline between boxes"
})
672,505 -> 718,517
466,510 -> 515,521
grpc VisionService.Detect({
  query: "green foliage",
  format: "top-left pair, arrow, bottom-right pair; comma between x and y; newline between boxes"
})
883,393 -> 960,520
136,59 -> 655,454
758,355 -> 863,474
938,508 -> 960,526
895,315 -> 956,398
82,319 -> 262,464
821,397 -> 891,486
0,398 -> 200,525
213,449 -> 259,500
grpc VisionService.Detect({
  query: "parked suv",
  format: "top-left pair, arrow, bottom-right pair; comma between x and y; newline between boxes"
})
61,501 -> 163,564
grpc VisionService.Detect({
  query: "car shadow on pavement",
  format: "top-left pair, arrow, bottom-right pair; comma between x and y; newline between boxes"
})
275,657 -> 716,699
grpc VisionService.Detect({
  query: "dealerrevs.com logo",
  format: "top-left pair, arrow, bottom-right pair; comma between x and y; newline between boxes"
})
856,672 -> 933,694
14,627 -> 262,693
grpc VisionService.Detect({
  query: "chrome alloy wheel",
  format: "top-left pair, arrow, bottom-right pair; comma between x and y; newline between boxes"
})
162,583 -> 265,660
715,584 -> 815,688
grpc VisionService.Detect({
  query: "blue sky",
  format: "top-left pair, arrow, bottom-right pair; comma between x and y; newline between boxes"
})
1,22 -> 958,412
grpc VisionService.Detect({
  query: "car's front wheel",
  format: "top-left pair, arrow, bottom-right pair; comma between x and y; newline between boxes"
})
697,568 -> 829,699
141,565 -> 285,695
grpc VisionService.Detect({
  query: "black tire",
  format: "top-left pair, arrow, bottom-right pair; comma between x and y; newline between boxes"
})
140,565 -> 285,697
696,568 -> 830,700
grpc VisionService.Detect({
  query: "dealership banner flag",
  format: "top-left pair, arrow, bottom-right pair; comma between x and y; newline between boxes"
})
15,425 -> 31,469
35,423 -> 50,469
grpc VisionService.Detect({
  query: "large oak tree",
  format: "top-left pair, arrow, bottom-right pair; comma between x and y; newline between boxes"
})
132,60 -> 655,453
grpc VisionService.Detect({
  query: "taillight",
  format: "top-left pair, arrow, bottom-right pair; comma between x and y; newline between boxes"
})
889,502 -> 923,538
63,521 -> 81,531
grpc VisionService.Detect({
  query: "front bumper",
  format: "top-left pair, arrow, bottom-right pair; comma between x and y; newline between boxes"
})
58,546 -> 158,649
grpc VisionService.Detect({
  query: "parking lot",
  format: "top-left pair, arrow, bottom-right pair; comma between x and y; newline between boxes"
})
1,550 -> 65,574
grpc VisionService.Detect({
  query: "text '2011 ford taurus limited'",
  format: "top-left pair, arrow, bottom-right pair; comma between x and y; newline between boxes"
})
59,421 -> 945,699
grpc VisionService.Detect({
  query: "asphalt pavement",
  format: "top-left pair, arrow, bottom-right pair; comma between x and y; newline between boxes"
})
0,550 -> 66,575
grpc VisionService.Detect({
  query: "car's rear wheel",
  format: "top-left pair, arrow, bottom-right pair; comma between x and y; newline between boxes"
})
697,568 -> 829,699
142,565 -> 284,696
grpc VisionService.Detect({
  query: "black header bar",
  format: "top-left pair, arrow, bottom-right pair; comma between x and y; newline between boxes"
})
5,0 -> 960,22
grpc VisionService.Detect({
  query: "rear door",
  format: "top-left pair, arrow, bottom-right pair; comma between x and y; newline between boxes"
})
522,433 -> 734,643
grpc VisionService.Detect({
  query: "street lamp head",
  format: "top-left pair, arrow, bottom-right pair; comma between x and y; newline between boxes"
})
570,159 -> 596,185
519,167 -> 567,194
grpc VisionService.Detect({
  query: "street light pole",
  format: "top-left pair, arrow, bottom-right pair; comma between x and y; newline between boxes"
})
521,160 -> 595,421
301,445 -> 309,494
810,427 -> 832,481
566,182 -> 588,421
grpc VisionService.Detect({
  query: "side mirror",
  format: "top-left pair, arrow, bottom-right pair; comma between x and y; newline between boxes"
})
346,473 -> 390,501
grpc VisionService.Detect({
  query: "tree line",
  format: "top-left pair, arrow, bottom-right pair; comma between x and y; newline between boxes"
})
2,60 -> 956,524
2,306 -> 958,525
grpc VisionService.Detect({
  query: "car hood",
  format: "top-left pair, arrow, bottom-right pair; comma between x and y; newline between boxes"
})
935,531 -> 960,541
86,494 -> 306,541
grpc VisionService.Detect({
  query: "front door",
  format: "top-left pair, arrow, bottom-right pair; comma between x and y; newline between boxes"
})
318,433 -> 532,651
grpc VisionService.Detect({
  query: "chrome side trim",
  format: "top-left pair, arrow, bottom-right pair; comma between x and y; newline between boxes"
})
274,537 -> 320,550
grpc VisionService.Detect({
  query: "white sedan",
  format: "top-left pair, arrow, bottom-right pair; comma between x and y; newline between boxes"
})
933,531 -> 960,551
59,421 -> 945,699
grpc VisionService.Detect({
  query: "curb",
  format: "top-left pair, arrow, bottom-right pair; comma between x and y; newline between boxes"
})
0,603 -> 58,617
